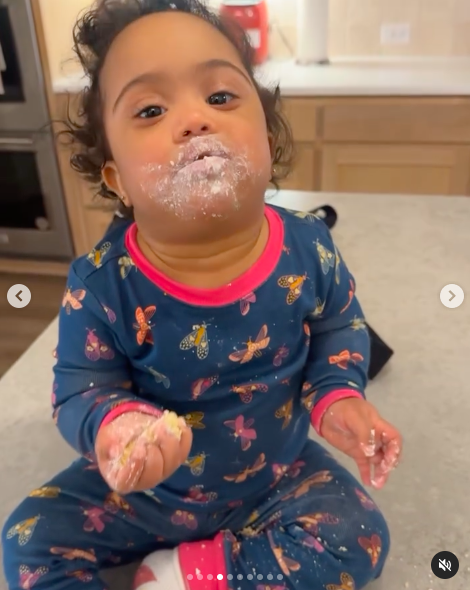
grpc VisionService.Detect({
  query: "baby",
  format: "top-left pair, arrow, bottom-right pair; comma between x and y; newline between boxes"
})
2,1 -> 402,589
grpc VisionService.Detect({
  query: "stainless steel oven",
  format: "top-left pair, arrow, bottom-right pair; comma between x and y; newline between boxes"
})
0,0 -> 74,260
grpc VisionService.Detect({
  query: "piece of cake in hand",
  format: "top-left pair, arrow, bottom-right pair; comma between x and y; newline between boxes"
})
158,410 -> 186,440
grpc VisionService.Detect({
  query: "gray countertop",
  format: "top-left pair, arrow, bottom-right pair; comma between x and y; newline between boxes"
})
53,58 -> 470,96
2,191 -> 470,590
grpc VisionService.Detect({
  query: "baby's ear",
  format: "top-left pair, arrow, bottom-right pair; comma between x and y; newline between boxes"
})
102,161 -> 130,207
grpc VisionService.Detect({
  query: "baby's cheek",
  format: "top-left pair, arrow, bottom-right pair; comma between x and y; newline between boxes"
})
121,160 -> 168,207
117,135 -> 168,181
244,125 -> 273,175
247,141 -> 272,185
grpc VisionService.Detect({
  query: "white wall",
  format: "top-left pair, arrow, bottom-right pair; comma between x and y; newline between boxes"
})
39,0 -> 470,81
39,0 -> 298,80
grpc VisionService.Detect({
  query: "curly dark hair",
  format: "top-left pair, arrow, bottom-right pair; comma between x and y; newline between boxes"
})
62,0 -> 295,216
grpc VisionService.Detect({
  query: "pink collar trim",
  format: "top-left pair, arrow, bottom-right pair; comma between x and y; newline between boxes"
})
125,206 -> 284,307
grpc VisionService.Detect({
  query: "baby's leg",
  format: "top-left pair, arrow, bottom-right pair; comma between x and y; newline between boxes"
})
1,458 -> 184,590
165,440 -> 390,590
225,439 -> 390,589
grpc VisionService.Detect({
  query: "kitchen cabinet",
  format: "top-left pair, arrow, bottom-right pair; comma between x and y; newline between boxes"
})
282,98 -> 318,143
321,144 -> 470,196
321,98 -> 470,144
53,94 -> 116,256
278,98 -> 319,191
280,143 -> 317,191
279,96 -> 470,198
278,98 -> 319,195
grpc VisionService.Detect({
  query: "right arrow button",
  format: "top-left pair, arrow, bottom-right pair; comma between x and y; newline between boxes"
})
440,284 -> 464,309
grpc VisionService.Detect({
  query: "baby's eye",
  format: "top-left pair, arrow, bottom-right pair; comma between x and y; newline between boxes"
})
207,92 -> 237,106
136,106 -> 165,119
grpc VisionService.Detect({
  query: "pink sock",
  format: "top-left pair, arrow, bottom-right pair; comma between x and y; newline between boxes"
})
178,533 -> 227,590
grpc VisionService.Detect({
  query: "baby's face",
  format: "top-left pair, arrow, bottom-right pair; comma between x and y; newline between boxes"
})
100,11 -> 272,223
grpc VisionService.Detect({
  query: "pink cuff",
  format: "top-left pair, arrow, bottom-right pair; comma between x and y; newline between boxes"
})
311,389 -> 364,436
178,533 -> 228,590
100,402 -> 162,430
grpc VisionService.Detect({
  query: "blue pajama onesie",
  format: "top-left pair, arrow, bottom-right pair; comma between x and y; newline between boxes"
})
2,205 -> 390,590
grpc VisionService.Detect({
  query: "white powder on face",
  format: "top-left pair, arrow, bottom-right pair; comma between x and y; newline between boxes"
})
139,136 -> 256,220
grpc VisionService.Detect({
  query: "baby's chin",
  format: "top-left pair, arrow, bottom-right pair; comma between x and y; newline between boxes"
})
162,186 -> 243,222
140,150 -> 266,222
149,171 -> 257,222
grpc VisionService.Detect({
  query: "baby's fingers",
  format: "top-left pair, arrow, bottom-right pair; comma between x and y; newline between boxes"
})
137,444 -> 165,490
383,436 -> 402,468
356,456 -> 373,487
104,440 -> 147,494
372,440 -> 401,489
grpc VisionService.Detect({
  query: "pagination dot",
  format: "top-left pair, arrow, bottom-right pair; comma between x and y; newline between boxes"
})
186,574 -> 193,581
197,574 -> 203,580
207,574 -> 213,580
222,573 -> 285,580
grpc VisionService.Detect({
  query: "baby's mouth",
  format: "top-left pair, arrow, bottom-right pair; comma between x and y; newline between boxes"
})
178,154 -> 229,176
175,145 -> 230,177
170,137 -> 235,182
176,137 -> 232,170
180,150 -> 229,169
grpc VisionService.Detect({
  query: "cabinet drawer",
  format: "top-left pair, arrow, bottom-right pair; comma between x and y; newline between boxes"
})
282,98 -> 318,142
321,144 -> 470,196
322,99 -> 470,144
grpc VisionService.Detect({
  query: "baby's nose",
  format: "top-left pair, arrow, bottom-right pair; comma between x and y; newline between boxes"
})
177,109 -> 214,139
181,122 -> 211,138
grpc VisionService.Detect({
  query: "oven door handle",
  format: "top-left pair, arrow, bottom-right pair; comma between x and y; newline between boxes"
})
0,137 -> 34,145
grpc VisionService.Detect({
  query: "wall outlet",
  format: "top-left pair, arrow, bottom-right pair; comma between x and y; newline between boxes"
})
380,23 -> 411,45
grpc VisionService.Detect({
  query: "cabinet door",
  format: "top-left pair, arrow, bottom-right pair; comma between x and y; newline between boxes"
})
282,99 -> 318,142
53,94 -> 117,255
322,144 -> 470,196
280,143 -> 316,191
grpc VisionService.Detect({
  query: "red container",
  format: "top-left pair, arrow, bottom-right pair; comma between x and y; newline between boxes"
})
220,0 -> 269,65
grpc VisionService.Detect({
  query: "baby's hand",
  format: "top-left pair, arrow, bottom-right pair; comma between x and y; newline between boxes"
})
320,398 -> 402,490
95,410 -> 192,494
